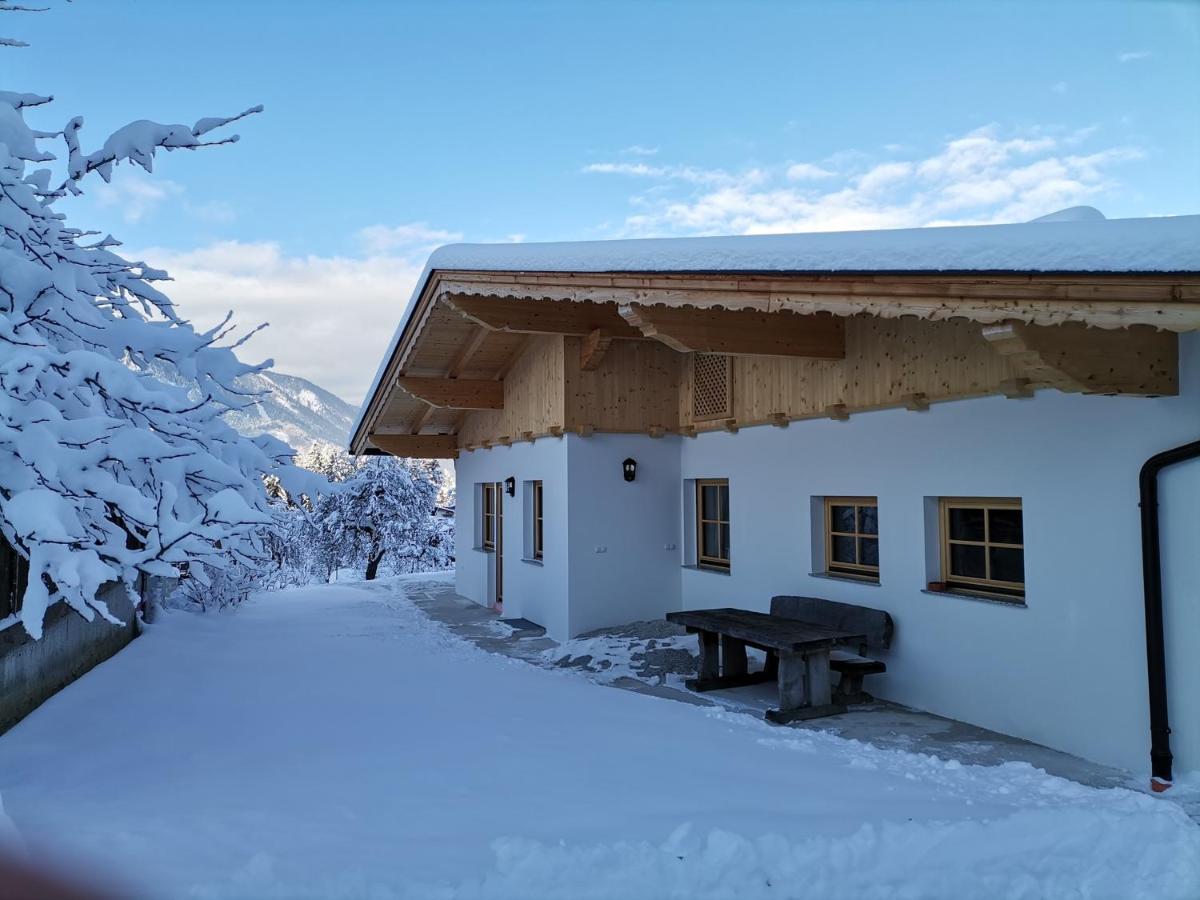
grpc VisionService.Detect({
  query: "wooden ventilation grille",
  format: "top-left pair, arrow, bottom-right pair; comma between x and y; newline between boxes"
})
692,353 -> 732,421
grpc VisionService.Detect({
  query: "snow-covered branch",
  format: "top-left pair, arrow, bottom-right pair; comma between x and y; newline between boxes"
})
0,89 -> 325,637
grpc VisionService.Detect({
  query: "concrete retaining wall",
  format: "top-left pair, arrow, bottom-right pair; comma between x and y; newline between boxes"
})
0,576 -> 172,734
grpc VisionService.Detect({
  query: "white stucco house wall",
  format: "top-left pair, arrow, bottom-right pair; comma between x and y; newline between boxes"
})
352,209 -> 1200,782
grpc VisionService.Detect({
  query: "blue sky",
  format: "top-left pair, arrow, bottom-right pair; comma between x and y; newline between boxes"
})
4,0 -> 1198,400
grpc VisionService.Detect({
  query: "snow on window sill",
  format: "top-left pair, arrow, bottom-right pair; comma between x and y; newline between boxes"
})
682,564 -> 731,576
472,546 -> 495,554
810,571 -> 881,587
921,588 -> 1026,608
520,557 -> 544,567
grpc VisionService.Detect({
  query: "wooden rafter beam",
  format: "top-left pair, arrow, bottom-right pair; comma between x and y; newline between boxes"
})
447,326 -> 490,378
580,328 -> 614,371
368,433 -> 459,459
442,294 -> 643,339
409,326 -> 491,434
982,322 -> 1178,396
397,376 -> 504,409
409,404 -> 435,435
618,303 -> 846,359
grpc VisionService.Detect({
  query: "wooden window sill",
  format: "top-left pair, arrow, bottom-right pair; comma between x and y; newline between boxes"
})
520,557 -> 544,567
683,564 -> 732,576
473,546 -> 495,554
921,588 -> 1026,608
810,571 -> 881,587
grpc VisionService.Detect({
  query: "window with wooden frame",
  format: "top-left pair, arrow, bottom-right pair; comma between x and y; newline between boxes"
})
481,482 -> 497,550
0,536 -> 29,620
532,480 -> 544,560
824,497 -> 879,581
695,479 -> 730,570
939,498 -> 1024,599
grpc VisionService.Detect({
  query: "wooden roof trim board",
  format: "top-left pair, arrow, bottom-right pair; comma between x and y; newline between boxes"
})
433,272 -> 1200,330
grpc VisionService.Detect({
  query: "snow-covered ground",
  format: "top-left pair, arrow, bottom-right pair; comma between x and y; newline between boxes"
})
1,574 -> 1198,899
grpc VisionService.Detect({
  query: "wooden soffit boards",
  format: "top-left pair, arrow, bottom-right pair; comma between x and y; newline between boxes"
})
982,322 -> 1178,396
367,433 -> 459,459
441,293 -> 643,338
396,376 -> 504,410
618,303 -> 845,358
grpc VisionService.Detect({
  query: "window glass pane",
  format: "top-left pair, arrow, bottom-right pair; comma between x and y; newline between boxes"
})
948,507 -> 985,541
949,543 -> 986,578
718,485 -> 729,519
990,547 -> 1025,584
989,508 -> 1023,545
830,504 -> 856,533
831,535 -> 857,564
701,485 -> 719,518
858,505 -> 878,535
720,524 -> 730,561
859,537 -> 879,567
702,523 -> 720,558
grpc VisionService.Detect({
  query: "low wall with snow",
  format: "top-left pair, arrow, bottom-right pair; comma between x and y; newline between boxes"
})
0,576 -> 172,733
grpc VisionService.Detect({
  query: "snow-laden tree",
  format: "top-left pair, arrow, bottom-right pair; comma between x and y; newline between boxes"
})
295,442 -> 360,485
312,457 -> 451,580
0,88 -> 324,636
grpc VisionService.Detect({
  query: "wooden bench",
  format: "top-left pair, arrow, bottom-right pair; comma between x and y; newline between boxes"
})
666,607 -> 868,723
770,596 -> 894,704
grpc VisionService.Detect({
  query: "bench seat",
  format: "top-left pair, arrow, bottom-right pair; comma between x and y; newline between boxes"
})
829,650 -> 887,675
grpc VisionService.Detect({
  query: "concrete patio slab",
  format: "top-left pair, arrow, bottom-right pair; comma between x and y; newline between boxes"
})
397,578 -> 1150,798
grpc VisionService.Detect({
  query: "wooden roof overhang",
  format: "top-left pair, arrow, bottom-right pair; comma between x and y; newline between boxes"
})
351,267 -> 1200,457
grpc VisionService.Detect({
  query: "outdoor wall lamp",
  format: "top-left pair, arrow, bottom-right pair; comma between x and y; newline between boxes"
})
622,458 -> 637,482
504,476 -> 516,497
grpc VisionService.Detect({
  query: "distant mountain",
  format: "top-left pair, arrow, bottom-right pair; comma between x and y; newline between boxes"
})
225,370 -> 357,452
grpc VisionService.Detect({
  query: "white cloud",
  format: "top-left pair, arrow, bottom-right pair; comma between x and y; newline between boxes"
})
582,161 -> 759,187
785,162 -> 836,181
136,223 -> 463,403
621,144 -> 659,156
1118,50 -> 1152,63
358,222 -> 462,254
591,125 -> 1145,237
93,171 -> 184,223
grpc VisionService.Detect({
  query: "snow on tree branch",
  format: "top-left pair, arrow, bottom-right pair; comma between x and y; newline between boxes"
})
0,87 -> 326,638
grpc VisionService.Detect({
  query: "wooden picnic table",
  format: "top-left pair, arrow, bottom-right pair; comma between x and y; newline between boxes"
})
666,607 -> 867,723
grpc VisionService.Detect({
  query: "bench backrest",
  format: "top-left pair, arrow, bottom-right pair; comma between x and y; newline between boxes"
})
769,596 -> 894,651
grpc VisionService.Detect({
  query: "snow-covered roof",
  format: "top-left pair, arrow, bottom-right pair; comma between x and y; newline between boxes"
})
425,211 -> 1199,277
350,211 -> 1200,449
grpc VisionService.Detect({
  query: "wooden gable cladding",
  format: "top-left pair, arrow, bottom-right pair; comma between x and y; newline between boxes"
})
681,315 -> 1020,429
457,335 -> 565,448
563,337 -> 682,434
396,376 -> 505,410
982,322 -> 1177,396
619,303 -> 845,358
